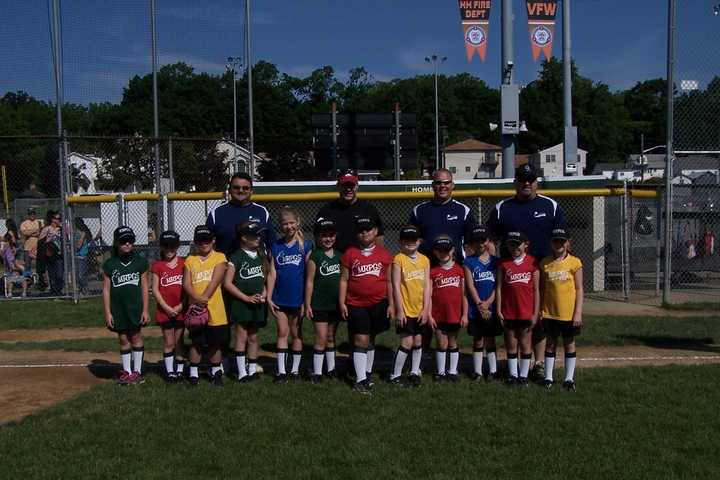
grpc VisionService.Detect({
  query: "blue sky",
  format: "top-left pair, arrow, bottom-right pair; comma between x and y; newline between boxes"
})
1,0 -> 717,104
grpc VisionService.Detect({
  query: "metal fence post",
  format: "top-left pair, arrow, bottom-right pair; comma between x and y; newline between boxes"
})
620,181 -> 631,300
655,187 -> 662,297
117,193 -> 127,226
63,134 -> 79,303
167,137 -> 175,232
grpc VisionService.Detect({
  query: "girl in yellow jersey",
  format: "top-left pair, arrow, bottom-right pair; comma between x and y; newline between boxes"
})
183,225 -> 229,387
390,225 -> 431,386
539,228 -> 583,391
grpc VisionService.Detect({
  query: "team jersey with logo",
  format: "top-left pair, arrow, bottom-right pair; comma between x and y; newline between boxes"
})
206,201 -> 275,255
310,248 -> 341,311
103,254 -> 149,327
540,254 -> 583,321
151,257 -> 185,324
271,239 -> 313,308
316,200 -> 384,252
341,245 -> 392,307
464,254 -> 498,319
228,249 -> 267,323
394,252 -> 430,318
185,251 -> 228,326
498,255 -> 537,320
410,199 -> 476,261
430,263 -> 464,324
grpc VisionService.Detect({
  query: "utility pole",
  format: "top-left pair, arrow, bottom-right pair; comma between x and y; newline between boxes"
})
226,56 -> 241,173
425,54 -> 446,171
563,0 -> 578,176
150,0 -> 162,239
245,0 -> 255,179
501,0 -> 518,178
663,0 -> 676,304
393,102 -> 402,180
331,101 -> 338,174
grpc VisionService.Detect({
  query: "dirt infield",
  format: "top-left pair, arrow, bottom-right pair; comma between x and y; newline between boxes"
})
1,342 -> 719,425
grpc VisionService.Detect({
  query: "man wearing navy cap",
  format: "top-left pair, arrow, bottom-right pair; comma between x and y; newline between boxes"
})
486,163 -> 567,378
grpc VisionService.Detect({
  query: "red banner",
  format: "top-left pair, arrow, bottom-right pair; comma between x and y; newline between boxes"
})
458,1 -> 492,62
526,1 -> 558,61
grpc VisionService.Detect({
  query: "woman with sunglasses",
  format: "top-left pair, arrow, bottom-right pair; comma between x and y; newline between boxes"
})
39,210 -> 64,295
102,226 -> 150,385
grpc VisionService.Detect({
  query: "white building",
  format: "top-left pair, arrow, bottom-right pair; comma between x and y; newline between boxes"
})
444,139 -> 501,179
530,143 -> 588,177
68,152 -> 105,194
216,140 -> 267,178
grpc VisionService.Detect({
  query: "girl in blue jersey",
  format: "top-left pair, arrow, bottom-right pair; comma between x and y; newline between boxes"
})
267,206 -> 313,382
463,226 -> 502,382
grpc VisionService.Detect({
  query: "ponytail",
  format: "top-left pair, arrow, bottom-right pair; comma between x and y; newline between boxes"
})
279,206 -> 305,254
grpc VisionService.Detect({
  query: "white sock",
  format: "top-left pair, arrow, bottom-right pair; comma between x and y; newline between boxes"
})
163,352 -> 174,374
248,361 -> 257,375
366,347 -> 375,374
277,349 -> 287,375
190,364 -> 199,378
291,350 -> 302,374
175,360 -> 185,375
448,348 -> 459,375
325,348 -> 336,372
473,348 -> 483,375
507,354 -> 518,378
120,350 -> 131,373
520,354 -> 532,378
236,352 -> 247,379
565,353 -> 577,382
487,349 -> 498,374
436,349 -> 447,375
353,349 -> 368,383
392,347 -> 410,379
410,347 -> 422,375
545,353 -> 556,381
313,350 -> 324,376
211,363 -> 222,376
132,347 -> 144,374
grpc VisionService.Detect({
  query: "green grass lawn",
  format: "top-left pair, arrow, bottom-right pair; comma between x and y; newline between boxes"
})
0,364 -> 718,479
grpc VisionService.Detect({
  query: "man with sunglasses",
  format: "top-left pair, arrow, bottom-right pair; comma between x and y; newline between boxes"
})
410,168 -> 476,262
315,170 -> 384,252
206,172 -> 275,255
486,163 -> 567,380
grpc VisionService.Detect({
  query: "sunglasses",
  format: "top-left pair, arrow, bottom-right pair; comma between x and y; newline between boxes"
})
119,239 -> 135,245
340,182 -> 356,189
53,216 -> 61,220
432,180 -> 452,186
230,185 -> 252,191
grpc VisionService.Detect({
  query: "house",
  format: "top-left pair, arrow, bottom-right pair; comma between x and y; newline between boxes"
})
216,140 -> 267,178
444,139 -> 501,179
529,143 -> 588,177
68,152 -> 104,194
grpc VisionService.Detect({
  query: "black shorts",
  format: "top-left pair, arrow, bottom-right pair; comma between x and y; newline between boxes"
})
276,305 -> 301,316
313,309 -> 341,324
347,300 -> 390,336
189,324 -> 230,348
532,320 -> 547,342
503,319 -> 533,331
437,323 -> 461,333
468,315 -> 503,338
544,319 -> 582,338
396,317 -> 422,337
160,319 -> 184,330
109,326 -> 141,337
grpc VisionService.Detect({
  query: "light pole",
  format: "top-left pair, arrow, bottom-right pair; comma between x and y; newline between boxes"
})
425,54 -> 446,171
226,56 -> 242,173
245,0 -> 255,179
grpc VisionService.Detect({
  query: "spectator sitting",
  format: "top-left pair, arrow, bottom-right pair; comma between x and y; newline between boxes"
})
3,233 -> 30,298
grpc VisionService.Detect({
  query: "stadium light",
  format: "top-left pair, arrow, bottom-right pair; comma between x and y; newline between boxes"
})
714,4 -> 719,15
425,54 -> 447,170
226,56 -> 242,173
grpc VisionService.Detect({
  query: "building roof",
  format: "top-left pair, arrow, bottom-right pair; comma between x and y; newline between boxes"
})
590,162 -> 627,175
538,143 -> 588,154
676,155 -> 720,171
445,139 -> 501,152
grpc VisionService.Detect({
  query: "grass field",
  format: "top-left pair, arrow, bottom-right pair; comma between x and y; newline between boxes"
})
1,364 -> 718,479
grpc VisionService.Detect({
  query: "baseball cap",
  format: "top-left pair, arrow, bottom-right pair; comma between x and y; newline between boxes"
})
337,169 -> 359,186
159,230 -> 180,247
468,225 -> 489,242
505,231 -> 528,244
114,226 -> 136,244
193,225 -> 214,243
432,235 -> 453,250
399,225 -> 420,240
314,217 -> 337,234
27,207 -> 37,215
355,216 -> 376,232
515,163 -> 538,182
238,221 -> 266,237
551,228 -> 569,240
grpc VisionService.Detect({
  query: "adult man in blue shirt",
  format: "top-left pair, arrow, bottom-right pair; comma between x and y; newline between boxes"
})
486,163 -> 567,379
410,168 -> 476,262
206,172 -> 275,255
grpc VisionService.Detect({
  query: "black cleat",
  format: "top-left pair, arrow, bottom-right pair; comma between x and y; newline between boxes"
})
433,374 -> 446,384
188,376 -> 199,387
310,374 -> 323,384
165,372 -> 178,384
505,376 -> 518,387
289,373 -> 301,382
387,375 -> 403,386
486,372 -> 501,384
470,372 -> 483,382
563,380 -> 576,392
446,374 -> 460,384
352,380 -> 373,395
408,374 -> 422,387
211,371 -> 224,387
543,379 -> 554,390
274,373 -> 288,384
518,377 -> 530,387
325,369 -> 338,380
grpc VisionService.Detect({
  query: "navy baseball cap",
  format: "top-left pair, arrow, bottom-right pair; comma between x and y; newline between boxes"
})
468,225 -> 489,242
114,226 -> 136,244
515,163 -> 538,182
399,225 -> 420,240
238,222 -> 265,237
432,235 -> 453,250
193,225 -> 214,242
551,228 -> 569,240
355,216 -> 376,232
505,231 -> 528,244
315,217 -> 337,234
159,230 -> 180,247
